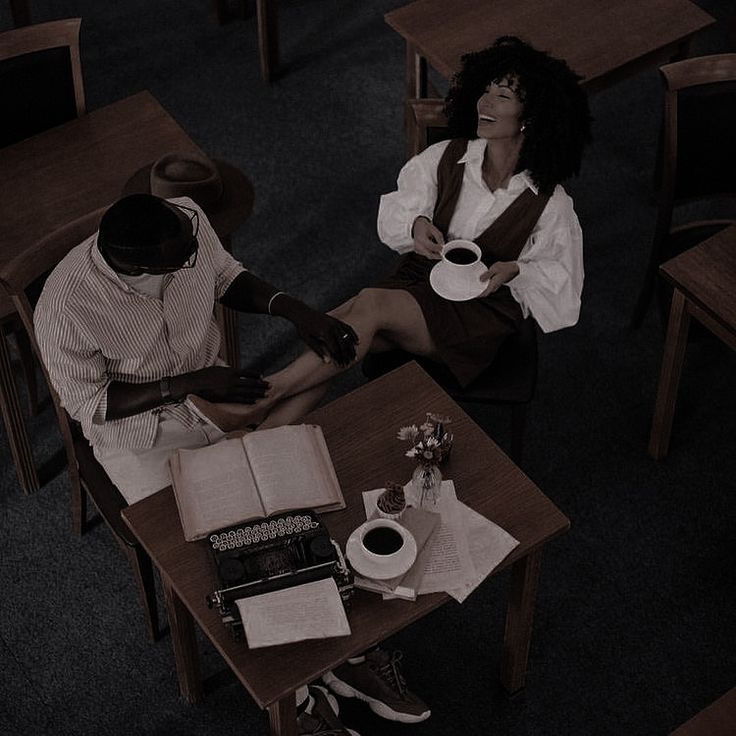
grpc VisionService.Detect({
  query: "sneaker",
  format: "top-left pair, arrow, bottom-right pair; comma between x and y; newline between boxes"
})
322,649 -> 430,724
297,685 -> 361,736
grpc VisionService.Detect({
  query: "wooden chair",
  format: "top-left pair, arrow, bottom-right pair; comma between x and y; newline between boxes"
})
631,53 -> 736,328
0,18 -> 86,492
0,210 -> 160,641
0,17 -> 85,148
364,98 -> 539,465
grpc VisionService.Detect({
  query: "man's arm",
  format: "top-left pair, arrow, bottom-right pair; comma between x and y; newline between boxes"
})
220,271 -> 358,366
105,366 -> 269,421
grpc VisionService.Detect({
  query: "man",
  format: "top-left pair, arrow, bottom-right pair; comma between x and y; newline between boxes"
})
35,193 -> 429,735
35,193 -> 358,502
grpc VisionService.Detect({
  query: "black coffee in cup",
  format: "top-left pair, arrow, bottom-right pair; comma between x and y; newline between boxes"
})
362,526 -> 404,555
445,247 -> 478,265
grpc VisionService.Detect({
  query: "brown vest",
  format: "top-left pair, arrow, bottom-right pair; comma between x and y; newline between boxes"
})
432,138 -> 550,265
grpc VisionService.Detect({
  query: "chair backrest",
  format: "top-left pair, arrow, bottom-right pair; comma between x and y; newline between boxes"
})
407,98 -> 449,158
0,18 -> 85,147
0,208 -> 105,484
659,53 -> 736,208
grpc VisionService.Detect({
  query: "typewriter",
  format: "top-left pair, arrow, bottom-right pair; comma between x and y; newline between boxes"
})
206,509 -> 353,640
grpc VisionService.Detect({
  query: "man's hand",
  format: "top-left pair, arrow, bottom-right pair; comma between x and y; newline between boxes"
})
291,307 -> 359,366
175,366 -> 270,404
479,261 -> 520,297
412,216 -> 444,260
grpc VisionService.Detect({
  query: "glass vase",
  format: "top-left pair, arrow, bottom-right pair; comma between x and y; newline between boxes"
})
411,463 -> 442,508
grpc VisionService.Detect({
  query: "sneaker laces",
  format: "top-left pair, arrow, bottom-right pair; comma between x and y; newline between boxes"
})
372,650 -> 407,697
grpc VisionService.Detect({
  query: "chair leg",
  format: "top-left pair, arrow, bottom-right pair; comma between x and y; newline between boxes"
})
73,474 -> 88,537
123,543 -> 160,641
510,404 -> 526,465
13,327 -> 40,416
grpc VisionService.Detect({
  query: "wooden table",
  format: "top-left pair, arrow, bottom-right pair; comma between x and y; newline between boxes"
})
0,91 -> 233,493
670,687 -> 736,735
648,225 -> 736,459
122,361 -> 570,735
385,0 -> 714,131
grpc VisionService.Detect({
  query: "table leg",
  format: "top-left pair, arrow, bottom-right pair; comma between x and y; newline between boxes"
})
0,330 -> 39,493
501,548 -> 542,693
257,0 -> 279,83
267,693 -> 297,736
162,577 -> 203,704
648,289 -> 691,460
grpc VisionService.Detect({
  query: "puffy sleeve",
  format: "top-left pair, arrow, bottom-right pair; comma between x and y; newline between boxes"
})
506,186 -> 584,333
377,140 -> 450,253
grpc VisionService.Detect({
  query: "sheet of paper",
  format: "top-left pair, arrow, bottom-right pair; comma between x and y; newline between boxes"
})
361,481 -> 520,603
243,425 -> 343,514
362,483 -> 475,597
235,578 -> 351,648
446,501 -> 520,603
172,437 -> 262,540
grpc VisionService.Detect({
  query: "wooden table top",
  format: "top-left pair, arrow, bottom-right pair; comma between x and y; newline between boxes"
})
385,0 -> 714,92
670,687 -> 736,735
0,91 -> 203,317
123,361 -> 569,709
660,224 -> 736,335
0,90 -> 203,261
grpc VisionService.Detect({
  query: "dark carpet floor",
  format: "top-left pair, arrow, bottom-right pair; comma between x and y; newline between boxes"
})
1,1 -> 735,735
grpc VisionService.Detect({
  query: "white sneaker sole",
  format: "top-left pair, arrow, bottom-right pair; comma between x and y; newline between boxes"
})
321,671 -> 431,724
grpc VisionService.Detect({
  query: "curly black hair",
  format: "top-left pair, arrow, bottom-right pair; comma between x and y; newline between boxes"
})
444,36 -> 592,194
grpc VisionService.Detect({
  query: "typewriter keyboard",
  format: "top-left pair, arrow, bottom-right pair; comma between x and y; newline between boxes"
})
208,513 -> 320,552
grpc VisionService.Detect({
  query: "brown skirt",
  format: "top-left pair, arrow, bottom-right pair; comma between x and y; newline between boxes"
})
375,252 -> 524,387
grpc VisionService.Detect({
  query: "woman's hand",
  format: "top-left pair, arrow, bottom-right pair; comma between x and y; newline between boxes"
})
479,261 -> 520,297
291,307 -> 359,367
412,216 -> 444,260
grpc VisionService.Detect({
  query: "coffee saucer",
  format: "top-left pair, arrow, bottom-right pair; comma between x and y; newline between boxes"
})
429,261 -> 487,301
345,524 -> 417,580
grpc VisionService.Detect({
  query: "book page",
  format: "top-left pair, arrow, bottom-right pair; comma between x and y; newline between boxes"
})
242,425 -> 344,515
235,577 -> 351,648
171,438 -> 264,541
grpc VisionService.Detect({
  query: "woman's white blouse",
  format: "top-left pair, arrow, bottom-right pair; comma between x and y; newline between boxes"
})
377,138 -> 584,333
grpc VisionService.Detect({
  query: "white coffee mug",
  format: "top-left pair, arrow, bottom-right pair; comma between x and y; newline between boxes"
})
440,240 -> 482,287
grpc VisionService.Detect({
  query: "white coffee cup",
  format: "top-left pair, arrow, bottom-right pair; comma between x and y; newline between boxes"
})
440,239 -> 482,287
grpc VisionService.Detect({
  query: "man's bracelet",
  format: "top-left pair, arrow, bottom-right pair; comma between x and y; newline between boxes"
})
267,291 -> 287,315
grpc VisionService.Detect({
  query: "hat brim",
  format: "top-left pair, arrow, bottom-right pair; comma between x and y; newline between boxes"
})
122,158 -> 255,240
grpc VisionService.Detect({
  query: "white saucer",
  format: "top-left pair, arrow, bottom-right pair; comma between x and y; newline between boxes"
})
429,261 -> 487,301
345,524 -> 417,580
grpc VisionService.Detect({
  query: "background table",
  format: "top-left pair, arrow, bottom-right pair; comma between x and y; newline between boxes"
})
0,91 -> 216,493
648,224 -> 736,459
385,0 -> 714,121
123,361 -> 570,736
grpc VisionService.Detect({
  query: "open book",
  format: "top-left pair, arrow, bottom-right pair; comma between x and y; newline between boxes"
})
169,424 -> 345,541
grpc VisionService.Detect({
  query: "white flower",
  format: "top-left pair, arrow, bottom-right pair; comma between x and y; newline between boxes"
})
405,448 -> 417,458
397,425 -> 418,441
419,422 -> 433,434
425,436 -> 439,447
422,450 -> 435,460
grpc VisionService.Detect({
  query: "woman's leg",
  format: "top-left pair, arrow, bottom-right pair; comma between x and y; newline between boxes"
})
245,288 -> 434,425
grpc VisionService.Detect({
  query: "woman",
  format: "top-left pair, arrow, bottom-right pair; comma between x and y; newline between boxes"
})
202,36 -> 591,430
